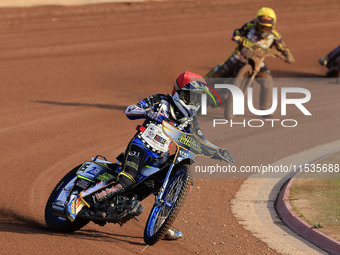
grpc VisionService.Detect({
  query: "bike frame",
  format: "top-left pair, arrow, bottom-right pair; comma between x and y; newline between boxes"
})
154,121 -> 218,206
55,120 -> 219,220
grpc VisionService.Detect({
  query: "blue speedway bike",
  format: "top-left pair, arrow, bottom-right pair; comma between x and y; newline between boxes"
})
45,119 -> 233,245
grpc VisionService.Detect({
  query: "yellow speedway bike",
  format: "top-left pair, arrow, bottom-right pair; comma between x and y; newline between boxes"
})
224,40 -> 286,120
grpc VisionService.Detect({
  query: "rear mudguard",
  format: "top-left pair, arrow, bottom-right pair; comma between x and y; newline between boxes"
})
77,161 -> 119,183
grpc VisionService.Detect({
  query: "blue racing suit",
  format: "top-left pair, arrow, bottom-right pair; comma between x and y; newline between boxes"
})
81,93 -> 215,206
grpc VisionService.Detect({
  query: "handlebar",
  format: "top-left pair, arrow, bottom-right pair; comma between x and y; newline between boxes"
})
242,39 -> 287,61
213,149 -> 234,164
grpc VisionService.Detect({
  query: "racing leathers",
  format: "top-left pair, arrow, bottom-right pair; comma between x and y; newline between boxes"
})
206,19 -> 294,111
80,93 -> 220,207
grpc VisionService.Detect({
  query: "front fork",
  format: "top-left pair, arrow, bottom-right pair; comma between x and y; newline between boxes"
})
154,163 -> 175,205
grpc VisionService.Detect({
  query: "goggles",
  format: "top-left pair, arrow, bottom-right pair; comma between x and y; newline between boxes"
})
179,90 -> 201,106
257,15 -> 275,26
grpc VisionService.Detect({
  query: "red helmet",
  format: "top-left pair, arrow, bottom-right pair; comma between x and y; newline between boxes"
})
172,72 -> 208,117
172,72 -> 206,95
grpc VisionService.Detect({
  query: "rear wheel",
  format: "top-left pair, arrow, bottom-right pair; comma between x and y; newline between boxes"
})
45,165 -> 89,232
143,165 -> 192,245
224,64 -> 253,120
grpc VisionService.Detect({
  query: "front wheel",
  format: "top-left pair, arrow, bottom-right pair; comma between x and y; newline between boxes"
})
45,165 -> 89,232
143,165 -> 192,245
224,64 -> 253,120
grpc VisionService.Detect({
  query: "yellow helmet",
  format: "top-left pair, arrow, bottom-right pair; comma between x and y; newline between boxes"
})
255,7 -> 276,34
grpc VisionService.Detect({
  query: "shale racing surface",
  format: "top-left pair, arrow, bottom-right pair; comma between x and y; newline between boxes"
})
0,1 -> 339,254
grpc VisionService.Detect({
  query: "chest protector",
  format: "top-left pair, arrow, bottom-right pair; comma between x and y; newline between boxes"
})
140,100 -> 172,153
247,27 -> 275,49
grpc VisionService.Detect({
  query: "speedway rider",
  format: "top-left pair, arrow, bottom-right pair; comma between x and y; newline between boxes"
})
206,7 -> 295,112
66,72 -> 232,240
319,44 -> 340,78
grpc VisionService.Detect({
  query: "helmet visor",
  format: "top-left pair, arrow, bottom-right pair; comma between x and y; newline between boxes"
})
257,15 -> 275,26
179,90 -> 201,107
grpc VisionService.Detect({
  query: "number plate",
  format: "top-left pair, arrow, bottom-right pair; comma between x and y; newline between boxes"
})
77,162 -> 113,182
141,123 -> 171,152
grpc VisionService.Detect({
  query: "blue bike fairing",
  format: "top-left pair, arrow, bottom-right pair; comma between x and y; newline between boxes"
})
132,137 -> 161,163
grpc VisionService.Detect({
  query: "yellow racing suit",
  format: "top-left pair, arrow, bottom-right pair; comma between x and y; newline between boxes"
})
206,19 -> 294,111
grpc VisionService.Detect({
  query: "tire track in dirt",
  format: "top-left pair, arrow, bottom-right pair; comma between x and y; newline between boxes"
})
0,207 -> 45,229
0,1 -> 339,254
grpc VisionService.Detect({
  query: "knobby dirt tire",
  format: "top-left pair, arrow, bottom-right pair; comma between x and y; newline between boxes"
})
45,165 -> 89,232
143,165 -> 192,245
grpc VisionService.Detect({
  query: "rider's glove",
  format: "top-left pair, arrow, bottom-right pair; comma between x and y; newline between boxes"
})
220,149 -> 233,163
285,55 -> 295,64
233,35 -> 245,44
212,149 -> 234,164
145,109 -> 157,119
145,110 -> 166,123
282,50 -> 295,64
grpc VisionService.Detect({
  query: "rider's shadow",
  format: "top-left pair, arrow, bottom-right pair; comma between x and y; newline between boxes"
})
0,209 -> 144,246
0,220 -> 145,246
0,219 -> 46,234
70,228 -> 145,246
0,208 -> 46,234
32,100 -> 127,111
67,229 -> 145,246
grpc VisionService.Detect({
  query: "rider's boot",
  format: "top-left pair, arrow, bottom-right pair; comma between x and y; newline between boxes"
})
163,228 -> 183,240
319,56 -> 328,66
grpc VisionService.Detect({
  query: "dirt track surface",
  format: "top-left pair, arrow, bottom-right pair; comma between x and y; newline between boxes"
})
1,0 -> 340,254
0,0 -> 150,8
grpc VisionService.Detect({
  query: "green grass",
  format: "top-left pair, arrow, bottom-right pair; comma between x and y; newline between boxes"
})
289,152 -> 340,241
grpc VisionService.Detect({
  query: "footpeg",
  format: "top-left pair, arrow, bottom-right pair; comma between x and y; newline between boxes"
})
96,212 -> 107,218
